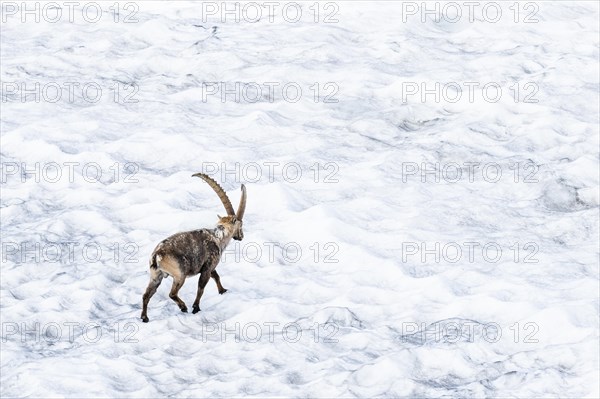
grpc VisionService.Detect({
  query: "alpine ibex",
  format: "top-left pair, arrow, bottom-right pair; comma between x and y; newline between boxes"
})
141,173 -> 246,323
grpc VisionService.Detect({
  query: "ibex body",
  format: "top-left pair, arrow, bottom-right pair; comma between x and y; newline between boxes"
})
141,173 -> 246,323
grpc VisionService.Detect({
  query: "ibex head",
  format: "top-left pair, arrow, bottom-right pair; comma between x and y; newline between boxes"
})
192,173 -> 247,241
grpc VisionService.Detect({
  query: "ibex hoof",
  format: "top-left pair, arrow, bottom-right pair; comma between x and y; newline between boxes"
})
141,316 -> 149,323
180,307 -> 188,313
219,289 -> 228,295
192,306 -> 201,314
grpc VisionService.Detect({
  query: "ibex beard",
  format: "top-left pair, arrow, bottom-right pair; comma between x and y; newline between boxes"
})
141,173 -> 246,323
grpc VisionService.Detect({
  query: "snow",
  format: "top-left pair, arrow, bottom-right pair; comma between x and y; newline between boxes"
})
1,1 -> 599,397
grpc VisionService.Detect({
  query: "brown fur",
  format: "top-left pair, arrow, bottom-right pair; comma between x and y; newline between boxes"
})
141,175 -> 246,323
140,218 -> 245,322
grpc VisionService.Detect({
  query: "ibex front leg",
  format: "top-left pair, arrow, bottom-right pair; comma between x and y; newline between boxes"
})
192,271 -> 211,314
211,270 -> 227,294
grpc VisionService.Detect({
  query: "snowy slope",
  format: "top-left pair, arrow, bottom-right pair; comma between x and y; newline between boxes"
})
1,1 -> 599,397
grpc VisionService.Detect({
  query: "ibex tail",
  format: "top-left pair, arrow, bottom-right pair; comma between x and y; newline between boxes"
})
149,252 -> 159,269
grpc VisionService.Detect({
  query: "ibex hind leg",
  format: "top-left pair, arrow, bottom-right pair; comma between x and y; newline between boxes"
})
141,267 -> 164,323
169,277 -> 188,313
157,254 -> 188,313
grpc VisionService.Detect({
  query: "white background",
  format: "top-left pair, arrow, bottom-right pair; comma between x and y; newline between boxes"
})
1,1 -> 599,397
